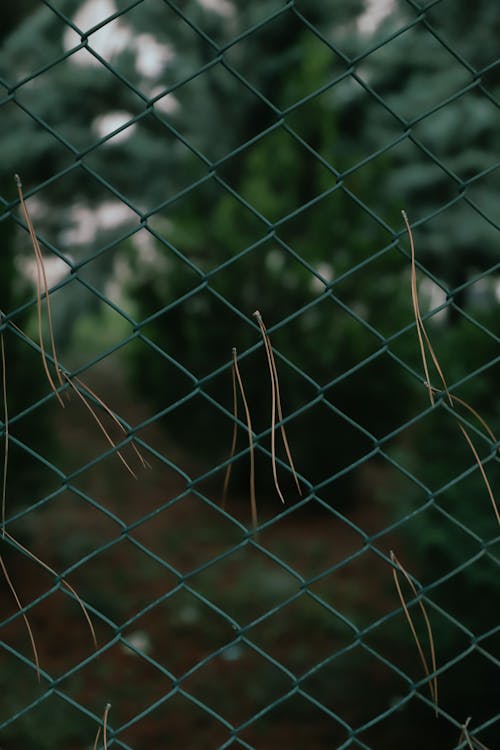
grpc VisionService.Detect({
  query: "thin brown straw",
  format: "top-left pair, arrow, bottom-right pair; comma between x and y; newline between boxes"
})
253,311 -> 301,502
222,355 -> 239,508
390,551 -> 438,714
0,553 -> 41,681
4,530 -> 97,649
64,374 -> 138,479
92,703 -> 112,750
429,386 -> 499,450
232,348 -> 257,529
402,211 -> 499,526
15,175 -> 64,405
265,322 -> 302,497
103,703 -> 111,750
459,718 -> 492,750
403,211 -> 452,406
403,210 -> 435,406
92,726 -> 102,750
459,718 -> 476,750
255,311 -> 282,503
0,311 -> 145,477
456,422 -> 500,525
73,376 -> 151,470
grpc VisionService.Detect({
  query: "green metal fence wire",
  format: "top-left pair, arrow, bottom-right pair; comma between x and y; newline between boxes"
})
0,1 -> 498,748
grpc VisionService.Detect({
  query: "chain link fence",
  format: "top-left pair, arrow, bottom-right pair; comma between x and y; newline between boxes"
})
0,1 -> 498,748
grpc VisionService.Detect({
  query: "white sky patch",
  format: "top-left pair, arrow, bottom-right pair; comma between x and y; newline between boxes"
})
93,111 -> 137,144
358,0 -> 395,34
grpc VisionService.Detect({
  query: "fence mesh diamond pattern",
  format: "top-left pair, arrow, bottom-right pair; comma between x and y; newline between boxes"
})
0,1 -> 498,748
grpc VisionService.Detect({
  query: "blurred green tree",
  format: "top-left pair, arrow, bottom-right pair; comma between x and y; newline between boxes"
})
343,0 -> 499,311
126,12 -> 418,501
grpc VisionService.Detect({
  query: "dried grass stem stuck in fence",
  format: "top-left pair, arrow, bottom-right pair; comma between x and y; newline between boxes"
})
4,530 -> 97,649
390,550 -> 438,715
458,718 -> 492,750
0,552 -> 40,681
253,310 -> 301,504
402,211 -> 499,526
72,375 -> 151,471
93,703 -> 112,750
0,303 -> 147,481
222,351 -> 239,509
63,374 -> 139,479
15,174 -> 64,406
222,348 -> 257,529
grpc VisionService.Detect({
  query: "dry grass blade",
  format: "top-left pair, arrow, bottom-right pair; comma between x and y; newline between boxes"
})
472,739 -> 493,750
15,175 -> 64,406
403,210 -> 436,406
232,348 -> 257,529
390,551 -> 438,714
92,726 -> 102,750
4,531 -> 97,649
459,718 -> 492,750
64,374 -> 138,479
253,311 -> 281,503
222,354 -> 239,508
253,310 -> 301,503
93,703 -> 111,750
403,211 -> 452,407
456,422 -> 500,525
458,717 -> 474,750
1,329 -> 8,536
429,385 -> 499,522
429,386 -> 499,451
73,376 -> 151,470
0,313 -> 147,478
0,552 -> 41,681
459,730 -> 475,750
0,309 -> 145,480
266,325 -> 302,497
403,211 -> 499,526
405,213 -> 456,406
103,702 -> 111,750
449,394 -> 499,451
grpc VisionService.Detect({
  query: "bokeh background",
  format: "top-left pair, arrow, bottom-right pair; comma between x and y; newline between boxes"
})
0,1 -> 498,748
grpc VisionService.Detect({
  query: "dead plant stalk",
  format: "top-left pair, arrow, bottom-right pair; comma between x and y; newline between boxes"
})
15,174 -> 64,405
225,348 -> 257,529
390,550 -> 438,715
253,310 -> 301,504
402,211 -> 499,526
